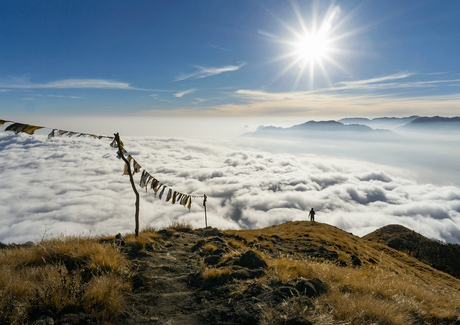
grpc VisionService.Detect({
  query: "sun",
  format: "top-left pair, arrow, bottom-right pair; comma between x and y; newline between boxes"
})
264,2 -> 347,90
294,32 -> 329,63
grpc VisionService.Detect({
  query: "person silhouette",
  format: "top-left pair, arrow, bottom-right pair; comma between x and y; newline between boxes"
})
308,208 -> 315,221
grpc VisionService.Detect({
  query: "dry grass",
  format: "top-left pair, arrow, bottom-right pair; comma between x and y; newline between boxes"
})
203,243 -> 217,253
165,220 -> 193,231
259,253 -> 460,324
203,266 -> 232,279
227,238 -> 246,249
227,221 -> 460,324
0,235 -> 131,324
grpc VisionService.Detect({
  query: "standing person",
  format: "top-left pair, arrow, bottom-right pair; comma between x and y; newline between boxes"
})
308,208 -> 315,221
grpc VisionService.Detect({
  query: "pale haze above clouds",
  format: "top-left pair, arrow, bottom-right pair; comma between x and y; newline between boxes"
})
1,129 -> 460,244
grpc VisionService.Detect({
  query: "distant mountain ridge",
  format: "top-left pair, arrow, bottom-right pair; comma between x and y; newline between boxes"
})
243,120 -> 396,140
339,116 -> 419,130
243,116 -> 460,140
398,116 -> 460,132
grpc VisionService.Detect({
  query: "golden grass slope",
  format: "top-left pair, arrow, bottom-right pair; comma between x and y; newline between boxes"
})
224,221 -> 460,324
1,221 -> 460,324
0,235 -> 131,324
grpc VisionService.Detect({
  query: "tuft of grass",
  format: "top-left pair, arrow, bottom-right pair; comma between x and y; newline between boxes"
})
125,234 -> 148,249
0,235 -> 130,324
203,266 -> 232,279
166,220 -> 193,231
266,256 -> 316,282
203,243 -> 217,253
227,238 -> 246,249
139,227 -> 162,241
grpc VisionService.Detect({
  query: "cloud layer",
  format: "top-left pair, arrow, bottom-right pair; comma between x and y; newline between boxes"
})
1,131 -> 460,244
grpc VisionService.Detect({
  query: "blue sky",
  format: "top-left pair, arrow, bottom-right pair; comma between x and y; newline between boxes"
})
1,0 -> 460,120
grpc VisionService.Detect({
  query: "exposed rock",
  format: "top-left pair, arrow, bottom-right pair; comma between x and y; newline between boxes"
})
32,316 -> 55,325
300,245 -> 338,261
195,227 -> 224,238
115,233 -> 125,246
276,286 -> 300,297
201,305 -> 232,324
55,313 -> 98,325
235,250 -> 268,269
230,267 -> 265,280
287,277 -> 317,297
175,227 -> 194,233
284,315 -> 313,325
233,298 -> 267,325
336,260 -> 347,267
204,254 -> 222,266
309,277 -> 329,295
191,236 -> 228,253
350,255 -> 362,267
244,281 -> 273,296
271,235 -> 283,242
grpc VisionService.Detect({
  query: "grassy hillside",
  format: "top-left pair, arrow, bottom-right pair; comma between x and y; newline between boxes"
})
364,224 -> 460,279
1,221 -> 460,324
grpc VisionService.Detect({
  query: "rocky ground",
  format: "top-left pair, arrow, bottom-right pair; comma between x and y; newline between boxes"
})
23,222 -> 460,325
113,226 -> 330,325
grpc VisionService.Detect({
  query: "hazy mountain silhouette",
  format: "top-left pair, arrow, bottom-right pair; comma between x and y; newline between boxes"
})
397,116 -> 460,132
339,116 -> 419,130
243,120 -> 396,140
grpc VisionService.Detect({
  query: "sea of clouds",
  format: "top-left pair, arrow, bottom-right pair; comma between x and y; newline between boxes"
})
1,131 -> 460,244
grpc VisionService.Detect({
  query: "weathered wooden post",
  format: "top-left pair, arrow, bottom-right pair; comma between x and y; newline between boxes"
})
203,194 -> 207,227
114,133 -> 140,237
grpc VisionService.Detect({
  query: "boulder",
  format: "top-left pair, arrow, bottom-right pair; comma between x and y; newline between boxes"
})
204,254 -> 222,266
350,255 -> 362,267
230,267 -> 265,280
191,236 -> 227,253
234,299 -> 267,325
287,278 -> 317,297
309,277 -> 328,295
115,233 -> 125,246
235,250 -> 268,269
195,227 -> 224,238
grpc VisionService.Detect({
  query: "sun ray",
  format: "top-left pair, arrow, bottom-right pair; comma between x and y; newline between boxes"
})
266,56 -> 305,89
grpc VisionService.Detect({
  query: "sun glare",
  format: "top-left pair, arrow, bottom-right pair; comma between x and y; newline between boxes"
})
295,32 -> 329,62
266,3 -> 347,90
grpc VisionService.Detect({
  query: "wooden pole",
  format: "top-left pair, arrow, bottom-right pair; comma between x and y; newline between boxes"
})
204,194 -> 207,227
114,133 -> 140,237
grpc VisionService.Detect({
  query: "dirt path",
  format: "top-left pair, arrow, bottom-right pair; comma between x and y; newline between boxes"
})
117,230 -> 205,325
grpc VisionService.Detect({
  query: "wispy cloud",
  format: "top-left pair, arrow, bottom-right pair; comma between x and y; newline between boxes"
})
334,72 -> 414,90
0,78 -> 148,90
209,45 -> 229,51
174,88 -> 197,98
174,63 -> 246,82
257,29 -> 279,39
22,97 -> 35,100
48,94 -> 82,99
0,89 -> 11,92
